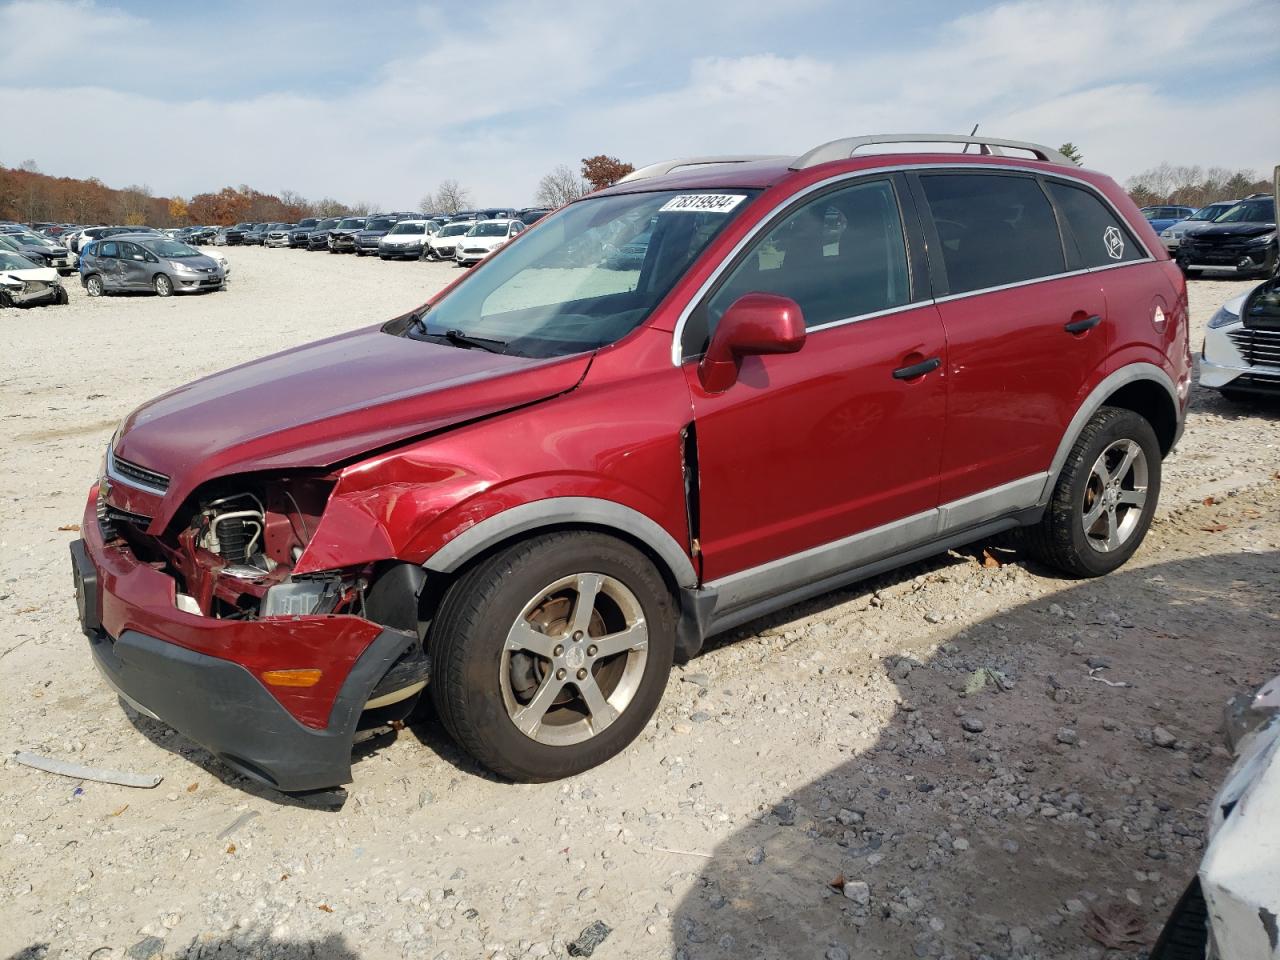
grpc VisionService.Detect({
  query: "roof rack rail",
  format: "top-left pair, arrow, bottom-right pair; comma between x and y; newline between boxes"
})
791,134 -> 1072,170
617,155 -> 789,184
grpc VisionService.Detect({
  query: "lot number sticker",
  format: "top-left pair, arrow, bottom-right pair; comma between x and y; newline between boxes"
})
660,194 -> 747,214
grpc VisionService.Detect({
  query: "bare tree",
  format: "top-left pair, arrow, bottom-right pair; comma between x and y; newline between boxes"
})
534,164 -> 589,208
425,179 -> 472,216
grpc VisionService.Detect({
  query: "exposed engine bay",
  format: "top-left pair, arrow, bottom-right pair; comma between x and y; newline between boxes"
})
102,473 -> 366,622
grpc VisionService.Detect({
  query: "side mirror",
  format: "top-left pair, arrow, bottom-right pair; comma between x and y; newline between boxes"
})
697,293 -> 806,393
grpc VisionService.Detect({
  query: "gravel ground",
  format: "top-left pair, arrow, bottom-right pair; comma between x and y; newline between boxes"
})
1,249 -> 1277,960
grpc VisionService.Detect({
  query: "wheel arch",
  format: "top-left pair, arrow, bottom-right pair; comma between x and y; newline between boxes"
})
1038,363 -> 1180,506
423,497 -> 697,590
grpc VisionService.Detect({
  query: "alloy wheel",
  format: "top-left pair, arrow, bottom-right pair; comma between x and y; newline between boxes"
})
1081,438 -> 1148,552
499,572 -> 649,746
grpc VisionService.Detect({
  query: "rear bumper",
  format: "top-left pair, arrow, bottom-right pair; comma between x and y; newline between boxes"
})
71,495 -> 421,792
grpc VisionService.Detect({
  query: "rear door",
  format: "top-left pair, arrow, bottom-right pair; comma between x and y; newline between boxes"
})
685,175 -> 947,588
911,170 -> 1109,509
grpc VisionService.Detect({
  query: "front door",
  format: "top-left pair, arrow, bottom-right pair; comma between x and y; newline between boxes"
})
118,242 -> 152,289
683,177 -> 947,606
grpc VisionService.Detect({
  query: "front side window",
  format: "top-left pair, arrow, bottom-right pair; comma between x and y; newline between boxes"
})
410,189 -> 757,359
1045,181 -> 1143,268
688,178 -> 911,354
920,173 -> 1065,294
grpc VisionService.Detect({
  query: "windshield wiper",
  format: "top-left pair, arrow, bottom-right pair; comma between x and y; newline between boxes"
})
442,329 -> 508,354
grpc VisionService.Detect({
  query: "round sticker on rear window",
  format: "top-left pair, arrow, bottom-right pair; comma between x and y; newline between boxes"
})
1103,226 -> 1124,260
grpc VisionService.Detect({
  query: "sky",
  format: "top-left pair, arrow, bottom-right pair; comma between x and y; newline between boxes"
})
3,0 -> 1278,209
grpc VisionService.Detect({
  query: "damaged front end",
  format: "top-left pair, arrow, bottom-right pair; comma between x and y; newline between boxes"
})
77,446 -> 432,791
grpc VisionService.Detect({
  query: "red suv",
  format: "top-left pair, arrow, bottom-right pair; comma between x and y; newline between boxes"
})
72,135 -> 1190,791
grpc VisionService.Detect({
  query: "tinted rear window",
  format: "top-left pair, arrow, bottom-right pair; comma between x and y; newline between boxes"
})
1045,181 -> 1143,268
920,174 -> 1065,294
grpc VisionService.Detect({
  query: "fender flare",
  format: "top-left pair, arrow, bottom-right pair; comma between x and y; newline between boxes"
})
422,496 -> 699,589
1037,361 -> 1180,505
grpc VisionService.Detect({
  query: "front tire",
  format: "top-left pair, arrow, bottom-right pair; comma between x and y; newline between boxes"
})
53,286 -> 69,305
429,531 -> 677,782
1024,406 -> 1161,577
153,274 -> 173,297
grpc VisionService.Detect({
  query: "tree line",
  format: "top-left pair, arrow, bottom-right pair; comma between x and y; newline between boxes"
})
8,148 -> 1263,229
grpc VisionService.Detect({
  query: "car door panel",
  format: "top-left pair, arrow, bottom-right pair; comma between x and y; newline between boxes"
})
685,176 -> 947,595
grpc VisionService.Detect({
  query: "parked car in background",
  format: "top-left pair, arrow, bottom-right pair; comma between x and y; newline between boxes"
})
0,249 -> 68,307
288,218 -> 321,248
0,225 -> 73,274
79,234 -> 226,297
225,223 -> 256,245
1159,201 -> 1237,251
356,215 -> 403,256
1178,195 -> 1277,279
424,221 -> 472,260
1200,277 -> 1280,401
183,226 -> 217,246
212,228 -> 231,246
70,134 -> 1190,791
242,223 -> 272,246
378,220 -> 431,260
604,229 -> 652,270
265,223 -> 296,248
328,216 -> 367,253
1140,205 -> 1196,232
455,218 -> 525,266
307,217 -> 342,250
518,207 -> 552,225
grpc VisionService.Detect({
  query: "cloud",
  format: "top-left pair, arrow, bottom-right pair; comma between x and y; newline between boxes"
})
2,0 -> 1277,208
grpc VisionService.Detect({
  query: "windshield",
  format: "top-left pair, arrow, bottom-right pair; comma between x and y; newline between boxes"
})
298,219 -> 318,228
316,219 -> 339,230
469,222 -> 510,237
0,251 -> 37,270
365,218 -> 395,231
338,218 -> 366,229
440,223 -> 471,237
1215,199 -> 1275,223
150,239 -> 200,257
1190,204 -> 1228,221
389,222 -> 425,235
410,189 -> 758,359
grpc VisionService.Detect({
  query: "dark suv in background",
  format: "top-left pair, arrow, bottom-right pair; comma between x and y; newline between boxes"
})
355,214 -> 404,256
307,217 -> 341,250
225,223 -> 257,245
1178,194 -> 1278,279
288,218 -> 321,247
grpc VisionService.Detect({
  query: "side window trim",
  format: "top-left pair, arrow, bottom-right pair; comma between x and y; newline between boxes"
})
680,173 -> 923,360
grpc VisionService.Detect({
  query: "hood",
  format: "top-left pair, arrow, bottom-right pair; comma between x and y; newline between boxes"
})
114,323 -> 591,519
174,255 -> 222,271
1,265 -> 58,284
1186,221 -> 1276,240
461,235 -> 508,249
331,227 -> 363,236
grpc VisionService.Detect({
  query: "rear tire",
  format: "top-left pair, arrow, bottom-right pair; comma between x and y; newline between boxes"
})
429,531 -> 676,782
1024,406 -> 1161,578
84,275 -> 104,297
153,274 -> 173,297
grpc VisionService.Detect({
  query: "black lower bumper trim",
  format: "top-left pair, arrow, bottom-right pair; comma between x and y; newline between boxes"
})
89,625 -> 417,792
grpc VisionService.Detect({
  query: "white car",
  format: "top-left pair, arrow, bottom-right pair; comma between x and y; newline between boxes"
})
378,220 -> 431,260
424,222 -> 473,261
264,223 -> 294,248
1152,675 -> 1280,960
0,250 -> 68,307
1200,286 -> 1280,401
454,218 -> 525,266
